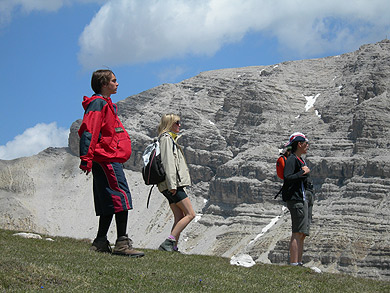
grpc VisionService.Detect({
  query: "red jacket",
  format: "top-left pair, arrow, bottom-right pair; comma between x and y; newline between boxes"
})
78,95 -> 132,171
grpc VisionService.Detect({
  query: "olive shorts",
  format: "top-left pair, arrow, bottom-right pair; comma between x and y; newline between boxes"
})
287,191 -> 314,236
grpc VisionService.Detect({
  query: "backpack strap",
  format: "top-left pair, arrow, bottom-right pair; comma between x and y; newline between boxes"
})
146,185 -> 155,208
294,153 -> 306,165
274,185 -> 283,199
158,131 -> 177,152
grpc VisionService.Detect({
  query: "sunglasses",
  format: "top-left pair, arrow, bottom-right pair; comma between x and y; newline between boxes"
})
175,121 -> 181,126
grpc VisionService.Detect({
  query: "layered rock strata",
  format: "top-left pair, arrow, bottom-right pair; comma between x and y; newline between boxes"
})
1,40 -> 390,280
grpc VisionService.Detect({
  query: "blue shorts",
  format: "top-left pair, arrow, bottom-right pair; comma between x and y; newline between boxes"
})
92,162 -> 133,216
162,187 -> 188,204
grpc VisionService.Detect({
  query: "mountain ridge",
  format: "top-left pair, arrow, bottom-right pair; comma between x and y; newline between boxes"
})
1,39 -> 390,280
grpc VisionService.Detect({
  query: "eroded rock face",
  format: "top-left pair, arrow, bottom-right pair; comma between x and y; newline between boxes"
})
5,40 -> 390,280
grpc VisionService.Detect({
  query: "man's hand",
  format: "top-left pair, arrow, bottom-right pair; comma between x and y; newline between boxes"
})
81,169 -> 91,175
80,161 -> 91,175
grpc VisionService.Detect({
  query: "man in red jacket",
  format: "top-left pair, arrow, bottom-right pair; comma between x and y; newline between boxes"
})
79,69 -> 144,257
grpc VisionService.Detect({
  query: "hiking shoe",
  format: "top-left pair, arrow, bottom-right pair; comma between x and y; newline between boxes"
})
159,238 -> 176,252
90,237 -> 112,253
112,235 -> 145,258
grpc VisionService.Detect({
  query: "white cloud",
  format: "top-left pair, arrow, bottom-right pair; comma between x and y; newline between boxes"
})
0,122 -> 69,160
2,0 -> 389,67
78,0 -> 390,68
0,0 -> 105,26
0,0 -> 64,25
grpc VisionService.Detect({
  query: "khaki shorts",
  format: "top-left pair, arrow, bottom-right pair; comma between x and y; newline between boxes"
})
287,191 -> 313,236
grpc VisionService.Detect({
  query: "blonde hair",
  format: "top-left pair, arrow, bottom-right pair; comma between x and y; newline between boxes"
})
158,114 -> 180,136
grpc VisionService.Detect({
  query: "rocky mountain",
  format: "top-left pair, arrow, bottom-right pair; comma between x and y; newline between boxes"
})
2,40 -> 390,281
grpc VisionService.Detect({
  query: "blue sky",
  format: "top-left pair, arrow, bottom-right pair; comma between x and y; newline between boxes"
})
0,0 -> 389,160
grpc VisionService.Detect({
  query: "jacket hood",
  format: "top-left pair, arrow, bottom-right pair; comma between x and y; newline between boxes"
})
82,95 -> 108,110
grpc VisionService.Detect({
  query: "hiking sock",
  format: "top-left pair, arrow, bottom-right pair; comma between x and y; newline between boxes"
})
97,214 -> 113,238
115,211 -> 128,238
167,235 -> 178,251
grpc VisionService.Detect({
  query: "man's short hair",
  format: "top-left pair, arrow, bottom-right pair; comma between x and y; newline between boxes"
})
91,69 -> 114,94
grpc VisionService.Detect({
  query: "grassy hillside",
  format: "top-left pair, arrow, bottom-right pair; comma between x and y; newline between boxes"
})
0,229 -> 388,292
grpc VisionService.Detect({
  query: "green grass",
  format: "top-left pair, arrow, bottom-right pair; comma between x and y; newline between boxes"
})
0,229 -> 389,292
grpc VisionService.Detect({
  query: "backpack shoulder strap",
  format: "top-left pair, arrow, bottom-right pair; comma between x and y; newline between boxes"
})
274,186 -> 283,199
293,153 -> 306,165
158,132 -> 177,152
146,185 -> 155,208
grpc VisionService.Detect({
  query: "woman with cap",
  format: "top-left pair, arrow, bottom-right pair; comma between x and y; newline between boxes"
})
282,132 -> 314,266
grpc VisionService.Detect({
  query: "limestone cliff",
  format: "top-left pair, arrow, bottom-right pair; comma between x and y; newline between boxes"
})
2,40 -> 390,280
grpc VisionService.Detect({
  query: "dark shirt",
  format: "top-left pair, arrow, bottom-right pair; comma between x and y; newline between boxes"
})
282,154 -> 309,202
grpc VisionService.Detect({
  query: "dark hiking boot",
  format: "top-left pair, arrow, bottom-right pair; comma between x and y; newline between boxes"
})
90,237 -> 112,253
112,235 -> 145,258
158,238 -> 176,252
